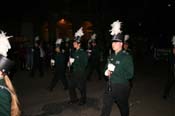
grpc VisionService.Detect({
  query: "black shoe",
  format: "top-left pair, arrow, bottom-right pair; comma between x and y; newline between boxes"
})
29,73 -> 34,78
48,88 -> 53,92
68,99 -> 79,104
78,101 -> 86,105
64,87 -> 68,90
163,95 -> 167,100
47,86 -> 53,92
39,74 -> 44,78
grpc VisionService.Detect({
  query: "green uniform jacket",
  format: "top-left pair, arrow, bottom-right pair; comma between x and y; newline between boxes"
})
0,79 -> 11,116
72,48 -> 88,73
106,50 -> 134,84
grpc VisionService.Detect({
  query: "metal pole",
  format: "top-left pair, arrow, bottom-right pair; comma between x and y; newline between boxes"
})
108,49 -> 112,92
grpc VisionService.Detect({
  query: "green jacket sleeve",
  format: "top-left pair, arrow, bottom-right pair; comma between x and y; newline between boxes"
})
123,55 -> 134,80
80,51 -> 88,70
72,50 -> 88,71
0,89 -> 11,116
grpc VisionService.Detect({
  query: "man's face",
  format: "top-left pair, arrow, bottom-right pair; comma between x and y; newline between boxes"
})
123,43 -> 129,50
73,41 -> 80,49
35,43 -> 39,47
112,41 -> 123,52
0,71 -> 4,77
55,47 -> 60,53
65,43 -> 69,47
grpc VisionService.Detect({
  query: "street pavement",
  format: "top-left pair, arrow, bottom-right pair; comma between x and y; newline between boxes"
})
12,57 -> 175,116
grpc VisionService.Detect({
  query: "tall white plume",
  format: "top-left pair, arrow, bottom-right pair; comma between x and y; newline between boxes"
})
35,36 -> 39,41
91,33 -> 96,40
88,33 -> 96,43
110,20 -> 122,36
56,38 -> 62,45
124,34 -> 130,41
75,27 -> 84,37
0,31 -> 12,57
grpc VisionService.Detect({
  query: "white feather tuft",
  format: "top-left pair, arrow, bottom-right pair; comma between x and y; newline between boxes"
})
56,38 -> 62,45
91,33 -> 96,40
110,20 -> 122,36
88,33 -> 96,43
172,35 -> 175,46
124,34 -> 130,41
75,27 -> 84,37
0,31 -> 12,57
35,36 -> 39,41
65,37 -> 70,42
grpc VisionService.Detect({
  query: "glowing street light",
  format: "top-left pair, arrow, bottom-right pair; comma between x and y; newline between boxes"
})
59,19 -> 65,24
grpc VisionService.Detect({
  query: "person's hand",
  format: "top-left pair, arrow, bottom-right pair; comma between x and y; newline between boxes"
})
67,57 -> 75,67
69,57 -> 75,64
67,62 -> 71,67
104,70 -> 112,77
50,59 -> 55,66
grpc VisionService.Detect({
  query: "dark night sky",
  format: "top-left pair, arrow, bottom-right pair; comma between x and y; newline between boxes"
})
0,0 -> 170,17
0,0 -> 174,35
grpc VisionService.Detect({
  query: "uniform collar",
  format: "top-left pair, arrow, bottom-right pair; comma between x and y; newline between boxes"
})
115,50 -> 122,55
76,48 -> 82,52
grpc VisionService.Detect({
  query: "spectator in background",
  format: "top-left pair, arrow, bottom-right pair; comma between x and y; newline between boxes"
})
163,35 -> 175,99
86,33 -> 102,81
30,39 -> 45,78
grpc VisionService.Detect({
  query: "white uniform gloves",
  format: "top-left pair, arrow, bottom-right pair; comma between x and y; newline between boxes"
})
67,57 -> 75,67
86,49 -> 92,57
104,63 -> 115,77
50,59 -> 55,66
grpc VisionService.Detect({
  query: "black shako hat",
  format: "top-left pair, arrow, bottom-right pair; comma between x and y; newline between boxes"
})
0,54 -> 14,74
111,33 -> 124,42
74,27 -> 84,43
73,36 -> 81,43
0,30 -> 14,75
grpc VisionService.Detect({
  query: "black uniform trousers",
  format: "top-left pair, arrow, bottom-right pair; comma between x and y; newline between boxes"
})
163,64 -> 175,98
68,71 -> 86,103
86,61 -> 102,80
49,71 -> 68,90
100,83 -> 130,116
31,57 -> 44,77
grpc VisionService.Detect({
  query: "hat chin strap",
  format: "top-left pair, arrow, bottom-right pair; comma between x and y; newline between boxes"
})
76,45 -> 80,50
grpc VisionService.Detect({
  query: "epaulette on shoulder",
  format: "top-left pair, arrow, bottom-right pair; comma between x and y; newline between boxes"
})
80,48 -> 84,51
122,50 -> 129,55
0,85 -> 10,93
